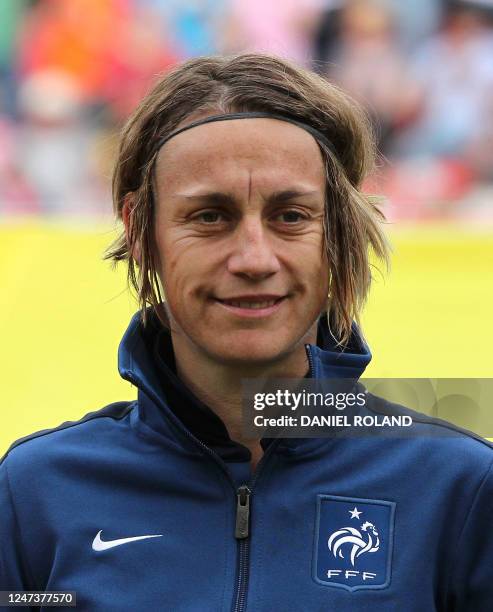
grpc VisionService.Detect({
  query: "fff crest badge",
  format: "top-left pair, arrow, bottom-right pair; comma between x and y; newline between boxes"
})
313,494 -> 396,591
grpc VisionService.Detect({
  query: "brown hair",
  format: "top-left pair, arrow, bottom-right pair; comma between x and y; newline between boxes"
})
104,52 -> 389,345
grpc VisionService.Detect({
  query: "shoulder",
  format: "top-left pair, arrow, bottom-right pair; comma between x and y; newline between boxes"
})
365,391 -> 493,467
0,401 -> 136,474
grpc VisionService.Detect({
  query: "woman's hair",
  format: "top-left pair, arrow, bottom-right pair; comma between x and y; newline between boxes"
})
104,52 -> 389,345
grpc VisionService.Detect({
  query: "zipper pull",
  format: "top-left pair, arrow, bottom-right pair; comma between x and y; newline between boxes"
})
235,485 -> 251,539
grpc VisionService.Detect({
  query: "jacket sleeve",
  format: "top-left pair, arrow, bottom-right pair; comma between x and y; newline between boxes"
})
0,457 -> 34,598
448,456 -> 493,610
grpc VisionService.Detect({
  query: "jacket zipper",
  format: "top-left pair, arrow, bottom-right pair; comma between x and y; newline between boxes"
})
233,486 -> 250,612
231,436 -> 282,612
235,485 -> 251,539
305,343 -> 315,377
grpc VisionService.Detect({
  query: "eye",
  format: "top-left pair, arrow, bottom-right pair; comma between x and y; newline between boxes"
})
274,210 -> 308,224
194,210 -> 225,224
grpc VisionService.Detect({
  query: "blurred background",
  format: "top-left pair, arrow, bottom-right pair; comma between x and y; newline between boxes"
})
1,0 -> 492,452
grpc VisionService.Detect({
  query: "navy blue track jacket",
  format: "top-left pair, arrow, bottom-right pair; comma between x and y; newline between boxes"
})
1,311 -> 493,611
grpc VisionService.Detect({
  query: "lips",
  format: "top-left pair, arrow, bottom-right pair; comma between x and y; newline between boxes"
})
214,295 -> 286,310
218,298 -> 281,309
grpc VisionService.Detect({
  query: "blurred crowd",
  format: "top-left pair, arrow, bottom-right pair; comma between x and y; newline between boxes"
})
1,0 -> 493,221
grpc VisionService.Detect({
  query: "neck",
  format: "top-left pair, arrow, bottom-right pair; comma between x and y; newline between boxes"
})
170,332 -> 316,470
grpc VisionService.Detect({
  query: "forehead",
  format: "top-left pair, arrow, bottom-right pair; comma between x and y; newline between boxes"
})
154,118 -> 326,194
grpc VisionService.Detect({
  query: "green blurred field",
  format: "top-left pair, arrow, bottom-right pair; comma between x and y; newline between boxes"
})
1,221 -> 492,454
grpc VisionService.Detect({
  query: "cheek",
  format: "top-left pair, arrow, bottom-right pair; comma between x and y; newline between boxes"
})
158,238 -> 213,307
161,256 -> 189,305
293,242 -> 329,290
155,237 -> 187,303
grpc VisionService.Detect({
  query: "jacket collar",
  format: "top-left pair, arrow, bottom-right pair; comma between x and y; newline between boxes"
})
118,309 -> 371,459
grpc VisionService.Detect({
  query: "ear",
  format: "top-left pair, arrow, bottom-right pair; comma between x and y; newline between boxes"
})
122,193 -> 142,266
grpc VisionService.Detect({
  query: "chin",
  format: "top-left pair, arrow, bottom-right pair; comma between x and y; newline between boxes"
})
205,332 -> 295,367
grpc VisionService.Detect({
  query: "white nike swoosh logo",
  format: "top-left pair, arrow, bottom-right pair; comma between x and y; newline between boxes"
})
92,530 -> 163,551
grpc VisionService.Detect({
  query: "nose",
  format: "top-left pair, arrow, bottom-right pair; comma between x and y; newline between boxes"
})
226,215 -> 281,280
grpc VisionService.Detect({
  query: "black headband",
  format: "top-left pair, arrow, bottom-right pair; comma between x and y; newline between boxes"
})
153,111 -> 335,156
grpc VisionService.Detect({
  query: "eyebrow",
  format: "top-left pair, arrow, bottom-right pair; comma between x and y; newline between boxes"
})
175,189 -> 320,205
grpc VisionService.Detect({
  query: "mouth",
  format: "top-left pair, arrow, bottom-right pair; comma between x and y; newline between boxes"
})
213,295 -> 288,317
